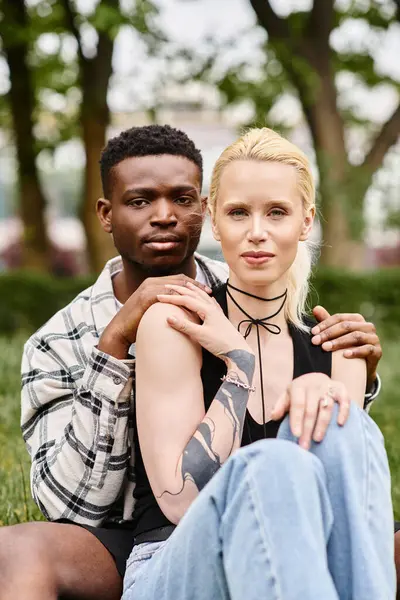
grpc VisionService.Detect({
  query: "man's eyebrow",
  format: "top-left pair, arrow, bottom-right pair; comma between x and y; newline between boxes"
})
122,187 -> 156,199
122,185 -> 199,200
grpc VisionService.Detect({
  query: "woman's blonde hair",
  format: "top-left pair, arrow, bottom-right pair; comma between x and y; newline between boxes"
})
209,127 -> 316,331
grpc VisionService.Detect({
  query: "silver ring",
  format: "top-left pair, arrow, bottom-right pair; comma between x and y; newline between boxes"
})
320,396 -> 330,409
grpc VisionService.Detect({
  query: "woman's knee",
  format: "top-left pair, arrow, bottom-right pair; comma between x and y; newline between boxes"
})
233,438 -> 320,481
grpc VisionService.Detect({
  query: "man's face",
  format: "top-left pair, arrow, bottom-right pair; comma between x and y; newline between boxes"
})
101,154 -> 205,275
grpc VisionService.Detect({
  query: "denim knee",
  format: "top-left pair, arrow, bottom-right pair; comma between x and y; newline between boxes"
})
233,438 -> 322,482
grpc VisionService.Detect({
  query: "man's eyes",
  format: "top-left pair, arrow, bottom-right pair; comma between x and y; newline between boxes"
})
175,196 -> 194,205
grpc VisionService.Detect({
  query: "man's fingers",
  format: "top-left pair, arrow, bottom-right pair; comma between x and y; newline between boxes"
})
343,343 -> 382,360
312,305 -> 330,323
311,312 -> 365,336
318,330 -> 379,352
312,321 -> 376,348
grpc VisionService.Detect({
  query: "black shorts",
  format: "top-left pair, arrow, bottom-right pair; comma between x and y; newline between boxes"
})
395,521 -> 400,533
57,520 -> 135,578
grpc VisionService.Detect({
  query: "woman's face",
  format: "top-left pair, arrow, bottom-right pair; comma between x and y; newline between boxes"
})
213,159 -> 314,289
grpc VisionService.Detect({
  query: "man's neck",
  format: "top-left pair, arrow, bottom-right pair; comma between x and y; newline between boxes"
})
112,255 -> 198,304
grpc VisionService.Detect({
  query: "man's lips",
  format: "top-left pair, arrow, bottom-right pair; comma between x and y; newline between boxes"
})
143,235 -> 184,252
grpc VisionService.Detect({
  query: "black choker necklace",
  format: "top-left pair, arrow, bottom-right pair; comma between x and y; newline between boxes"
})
226,280 -> 288,440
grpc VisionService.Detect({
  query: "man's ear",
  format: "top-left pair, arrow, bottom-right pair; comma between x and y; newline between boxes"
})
299,205 -> 315,241
96,198 -> 112,233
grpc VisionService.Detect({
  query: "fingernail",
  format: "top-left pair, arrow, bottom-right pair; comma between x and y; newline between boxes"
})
322,341 -> 332,351
312,335 -> 321,344
206,286 -> 212,293
167,316 -> 177,324
300,440 -> 309,450
314,431 -> 322,442
311,326 -> 320,335
344,350 -> 352,357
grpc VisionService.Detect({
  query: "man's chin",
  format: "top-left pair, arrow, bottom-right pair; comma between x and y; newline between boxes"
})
129,255 -> 192,277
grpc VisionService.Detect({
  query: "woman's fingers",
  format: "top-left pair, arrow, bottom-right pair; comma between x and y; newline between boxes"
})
166,315 -> 202,341
157,293 -> 207,320
298,387 -> 324,450
333,383 -> 351,426
288,386 -> 306,439
312,393 -> 335,442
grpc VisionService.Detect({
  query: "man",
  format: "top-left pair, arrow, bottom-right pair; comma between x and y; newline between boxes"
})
0,125 -> 390,600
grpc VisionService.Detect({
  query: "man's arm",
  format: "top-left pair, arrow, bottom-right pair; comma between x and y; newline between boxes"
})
311,306 -> 382,406
21,332 -> 134,525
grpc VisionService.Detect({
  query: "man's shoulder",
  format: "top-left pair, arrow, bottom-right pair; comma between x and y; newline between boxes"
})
25,282 -> 96,350
195,252 -> 228,286
25,257 -> 120,352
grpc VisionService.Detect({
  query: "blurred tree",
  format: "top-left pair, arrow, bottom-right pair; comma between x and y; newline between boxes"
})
184,0 -> 400,268
0,0 -> 51,272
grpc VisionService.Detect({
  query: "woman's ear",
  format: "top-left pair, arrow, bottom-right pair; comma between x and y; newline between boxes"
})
97,198 -> 112,233
299,205 -> 315,241
211,219 -> 220,242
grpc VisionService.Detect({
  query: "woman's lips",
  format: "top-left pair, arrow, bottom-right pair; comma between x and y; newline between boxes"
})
241,252 -> 275,265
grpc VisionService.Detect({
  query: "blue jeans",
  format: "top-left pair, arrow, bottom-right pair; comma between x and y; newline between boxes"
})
122,404 -> 395,599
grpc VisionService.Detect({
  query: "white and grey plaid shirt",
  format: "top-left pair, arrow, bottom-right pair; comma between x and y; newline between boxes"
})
21,253 -> 228,526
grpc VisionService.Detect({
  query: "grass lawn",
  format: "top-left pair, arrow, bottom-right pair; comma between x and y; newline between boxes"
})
0,334 -> 399,526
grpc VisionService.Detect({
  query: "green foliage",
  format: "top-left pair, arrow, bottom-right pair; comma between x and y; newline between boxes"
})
0,271 -> 94,334
0,267 -> 399,337
309,267 -> 400,338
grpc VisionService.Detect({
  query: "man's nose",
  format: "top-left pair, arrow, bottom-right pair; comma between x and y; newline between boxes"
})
150,199 -> 178,227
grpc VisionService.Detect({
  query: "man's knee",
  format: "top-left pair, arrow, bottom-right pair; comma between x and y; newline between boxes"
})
0,523 -> 58,589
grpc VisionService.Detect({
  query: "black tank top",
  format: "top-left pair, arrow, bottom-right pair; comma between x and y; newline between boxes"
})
131,284 -> 331,535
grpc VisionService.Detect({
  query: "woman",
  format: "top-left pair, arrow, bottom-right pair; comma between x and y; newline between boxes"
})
122,128 -> 395,599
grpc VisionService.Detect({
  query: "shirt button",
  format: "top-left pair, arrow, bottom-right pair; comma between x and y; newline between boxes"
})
113,376 -> 122,385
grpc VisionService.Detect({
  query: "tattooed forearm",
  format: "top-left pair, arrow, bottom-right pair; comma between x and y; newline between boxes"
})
159,349 -> 255,499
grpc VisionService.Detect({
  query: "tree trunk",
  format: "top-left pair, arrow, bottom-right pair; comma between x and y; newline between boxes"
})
283,44 -> 365,268
79,27 -> 116,273
2,0 -> 50,272
81,114 -> 116,273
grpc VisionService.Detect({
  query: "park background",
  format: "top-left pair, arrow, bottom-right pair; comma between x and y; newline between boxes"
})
0,0 -> 399,525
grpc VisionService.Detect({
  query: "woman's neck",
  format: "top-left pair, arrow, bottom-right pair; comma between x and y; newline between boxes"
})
226,273 -> 289,335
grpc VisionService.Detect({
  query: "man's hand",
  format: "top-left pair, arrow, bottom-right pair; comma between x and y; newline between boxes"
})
98,275 -> 212,359
311,305 -> 382,389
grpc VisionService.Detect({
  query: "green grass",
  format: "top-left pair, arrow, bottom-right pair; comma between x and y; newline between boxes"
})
0,335 -> 399,526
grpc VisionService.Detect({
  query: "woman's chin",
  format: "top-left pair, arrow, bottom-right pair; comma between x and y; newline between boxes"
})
230,267 -> 278,289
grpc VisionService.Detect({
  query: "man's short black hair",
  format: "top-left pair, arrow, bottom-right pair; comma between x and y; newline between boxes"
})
100,124 -> 203,198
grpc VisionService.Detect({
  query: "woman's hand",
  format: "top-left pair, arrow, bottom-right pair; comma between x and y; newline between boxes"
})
271,373 -> 351,450
157,282 -> 252,360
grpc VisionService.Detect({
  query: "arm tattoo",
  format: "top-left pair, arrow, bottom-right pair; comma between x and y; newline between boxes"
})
159,349 -> 255,497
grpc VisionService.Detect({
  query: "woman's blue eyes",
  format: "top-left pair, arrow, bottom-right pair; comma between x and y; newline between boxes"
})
229,208 -> 286,218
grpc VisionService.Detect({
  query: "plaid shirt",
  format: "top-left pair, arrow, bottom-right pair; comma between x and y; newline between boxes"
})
21,254 -> 228,526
